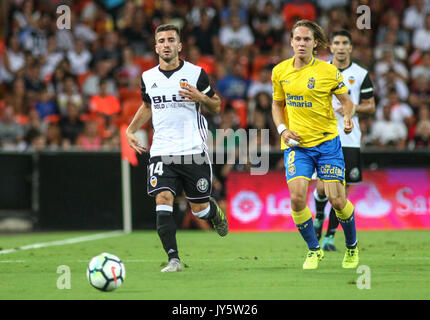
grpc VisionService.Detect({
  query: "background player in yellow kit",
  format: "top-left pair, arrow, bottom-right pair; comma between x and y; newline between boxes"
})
271,20 -> 359,270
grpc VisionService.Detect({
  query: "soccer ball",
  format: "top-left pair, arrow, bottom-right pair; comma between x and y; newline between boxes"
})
87,252 -> 126,291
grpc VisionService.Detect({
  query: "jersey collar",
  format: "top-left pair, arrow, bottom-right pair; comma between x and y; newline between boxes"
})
158,59 -> 185,78
330,60 -> 352,72
291,56 -> 316,70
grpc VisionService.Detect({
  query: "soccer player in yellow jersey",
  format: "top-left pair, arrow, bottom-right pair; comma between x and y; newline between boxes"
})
271,20 -> 359,269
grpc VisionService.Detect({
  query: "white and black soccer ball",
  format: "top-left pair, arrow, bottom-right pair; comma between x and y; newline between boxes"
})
87,253 -> 126,292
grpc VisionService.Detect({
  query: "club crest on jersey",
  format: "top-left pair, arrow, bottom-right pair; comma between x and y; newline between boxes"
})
196,178 -> 209,193
150,176 -> 157,187
179,79 -> 188,88
307,77 -> 315,89
348,76 -> 355,85
288,164 -> 296,176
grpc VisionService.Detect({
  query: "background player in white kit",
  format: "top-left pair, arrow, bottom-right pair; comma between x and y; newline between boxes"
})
313,30 -> 375,251
126,24 -> 228,272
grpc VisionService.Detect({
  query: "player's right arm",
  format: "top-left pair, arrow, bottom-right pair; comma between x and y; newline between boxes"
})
126,102 -> 152,154
272,99 -> 301,146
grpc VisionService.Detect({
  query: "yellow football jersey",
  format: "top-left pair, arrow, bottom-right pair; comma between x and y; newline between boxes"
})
272,56 -> 348,149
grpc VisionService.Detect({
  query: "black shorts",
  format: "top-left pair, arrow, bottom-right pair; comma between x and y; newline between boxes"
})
147,152 -> 212,203
342,147 -> 362,184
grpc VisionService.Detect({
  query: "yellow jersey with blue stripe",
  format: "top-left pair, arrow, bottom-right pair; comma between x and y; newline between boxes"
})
272,56 -> 348,149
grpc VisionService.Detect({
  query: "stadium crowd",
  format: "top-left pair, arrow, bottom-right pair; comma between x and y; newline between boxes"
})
0,0 -> 429,153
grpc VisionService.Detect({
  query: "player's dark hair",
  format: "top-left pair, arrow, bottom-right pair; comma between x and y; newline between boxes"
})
331,30 -> 352,43
155,24 -> 181,40
291,20 -> 329,50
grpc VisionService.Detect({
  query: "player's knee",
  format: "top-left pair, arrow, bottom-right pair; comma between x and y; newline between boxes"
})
290,193 -> 307,211
328,195 -> 346,211
155,191 -> 174,206
189,202 -> 209,215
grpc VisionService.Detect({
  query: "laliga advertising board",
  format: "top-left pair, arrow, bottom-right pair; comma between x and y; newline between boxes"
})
226,169 -> 430,231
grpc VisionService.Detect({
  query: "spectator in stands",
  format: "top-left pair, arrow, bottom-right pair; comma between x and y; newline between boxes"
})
45,123 -> 62,150
13,0 -> 40,30
257,1 -> 283,33
24,109 -> 46,142
375,29 -> 408,62
23,61 -> 44,103
410,75 -> 430,110
22,13 -> 50,58
247,65 -> 273,101
375,48 -> 409,83
216,63 -> 249,101
403,0 -> 430,31
376,10 -> 409,50
67,38 -> 92,76
411,51 -> 430,80
35,86 -> 57,120
40,35 -> 64,80
59,102 -> 85,147
414,105 -> 430,148
117,46 -> 141,84
89,78 -> 121,117
251,15 -> 279,55
377,67 -> 409,102
188,9 -> 219,56
220,0 -> 248,26
5,77 -> 29,115
82,60 -> 117,97
371,104 -> 408,150
219,14 -> 254,51
187,0 -> 217,28
93,31 -> 121,72
0,34 -> 25,84
57,75 -> 84,116
377,89 -> 414,127
76,120 -> 102,151
412,13 -> 430,52
0,105 -> 24,150
213,104 -> 240,151
121,10 -> 152,56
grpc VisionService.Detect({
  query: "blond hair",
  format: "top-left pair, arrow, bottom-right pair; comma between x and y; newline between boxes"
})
290,20 -> 328,52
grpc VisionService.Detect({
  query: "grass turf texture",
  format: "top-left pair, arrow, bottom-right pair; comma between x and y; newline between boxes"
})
0,230 -> 429,300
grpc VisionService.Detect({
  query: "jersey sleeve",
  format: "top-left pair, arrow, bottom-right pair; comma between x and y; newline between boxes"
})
141,77 -> 151,103
271,66 -> 285,101
359,73 -> 374,101
331,68 -> 348,95
196,68 -> 215,97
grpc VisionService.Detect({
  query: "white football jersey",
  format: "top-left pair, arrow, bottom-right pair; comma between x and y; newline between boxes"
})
331,62 -> 374,148
141,60 -> 214,157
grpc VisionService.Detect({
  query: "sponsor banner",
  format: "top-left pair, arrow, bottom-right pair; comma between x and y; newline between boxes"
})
226,169 -> 430,231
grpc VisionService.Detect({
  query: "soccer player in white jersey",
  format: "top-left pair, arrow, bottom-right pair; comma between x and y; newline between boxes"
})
126,24 -> 228,272
313,30 -> 375,251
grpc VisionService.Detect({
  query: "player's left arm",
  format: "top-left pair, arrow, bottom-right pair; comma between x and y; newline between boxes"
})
179,68 -> 221,113
355,73 -> 375,115
335,91 -> 354,134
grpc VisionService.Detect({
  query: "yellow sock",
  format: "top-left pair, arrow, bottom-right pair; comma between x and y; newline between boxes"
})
334,200 -> 354,222
291,206 -> 312,225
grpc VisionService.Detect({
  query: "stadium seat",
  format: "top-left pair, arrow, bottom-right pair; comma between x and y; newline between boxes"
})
118,87 -> 141,102
251,55 -> 272,80
14,114 -> 29,125
230,99 -> 248,128
44,114 -> 61,123
134,57 -> 157,73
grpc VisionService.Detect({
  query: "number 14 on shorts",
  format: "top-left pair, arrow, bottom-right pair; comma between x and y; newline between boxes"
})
149,162 -> 164,176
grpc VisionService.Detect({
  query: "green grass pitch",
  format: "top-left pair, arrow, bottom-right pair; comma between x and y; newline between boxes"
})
0,230 -> 429,300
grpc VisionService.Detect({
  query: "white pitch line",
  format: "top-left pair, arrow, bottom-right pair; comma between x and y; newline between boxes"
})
0,230 -> 125,255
